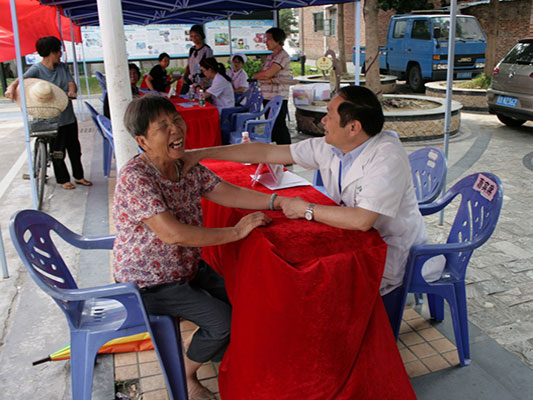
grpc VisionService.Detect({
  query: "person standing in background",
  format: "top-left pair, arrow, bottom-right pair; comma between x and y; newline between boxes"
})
146,52 -> 175,93
182,25 -> 213,94
5,36 -> 92,190
254,27 -> 291,145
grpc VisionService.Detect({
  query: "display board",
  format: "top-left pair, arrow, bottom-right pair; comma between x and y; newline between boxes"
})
26,20 -> 274,64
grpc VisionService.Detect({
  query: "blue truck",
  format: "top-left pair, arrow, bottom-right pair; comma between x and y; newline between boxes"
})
354,12 -> 487,92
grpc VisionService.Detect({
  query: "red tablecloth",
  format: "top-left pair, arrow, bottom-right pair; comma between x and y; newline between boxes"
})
201,160 -> 416,400
169,97 -> 221,149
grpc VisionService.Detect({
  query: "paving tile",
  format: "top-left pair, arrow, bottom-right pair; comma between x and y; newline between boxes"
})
115,364 -> 139,380
402,308 -> 421,321
140,374 -> 167,392
399,321 -> 413,334
421,354 -> 451,372
114,352 -> 138,367
441,350 -> 461,366
406,318 -> 432,331
403,360 -> 431,378
430,338 -> 457,353
198,363 -> 217,380
142,389 -> 170,400
138,350 -> 159,363
399,331 -> 425,346
397,340 -> 405,350
410,342 -> 438,359
139,360 -> 163,377
417,327 -> 445,342
399,347 -> 417,363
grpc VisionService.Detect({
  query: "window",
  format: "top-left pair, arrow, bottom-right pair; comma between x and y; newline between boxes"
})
392,20 -> 408,39
325,8 -> 336,36
411,20 -> 430,40
313,13 -> 324,32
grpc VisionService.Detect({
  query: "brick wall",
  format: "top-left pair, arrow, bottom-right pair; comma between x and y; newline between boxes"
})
300,0 -> 532,65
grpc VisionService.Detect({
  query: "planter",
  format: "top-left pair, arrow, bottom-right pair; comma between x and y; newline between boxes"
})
295,95 -> 463,141
295,74 -> 398,94
425,81 -> 488,112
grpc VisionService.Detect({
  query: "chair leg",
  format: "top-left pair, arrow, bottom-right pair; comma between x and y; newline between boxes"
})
427,293 -> 445,321
452,283 -> 471,366
414,293 -> 424,305
70,332 -> 99,400
149,315 -> 188,400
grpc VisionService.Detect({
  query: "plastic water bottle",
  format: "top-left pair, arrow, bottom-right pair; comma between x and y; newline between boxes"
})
188,86 -> 195,100
241,131 -> 251,164
199,89 -> 205,106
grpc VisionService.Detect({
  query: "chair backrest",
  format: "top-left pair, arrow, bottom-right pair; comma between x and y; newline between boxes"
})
95,71 -> 106,90
443,172 -> 503,279
409,147 -> 447,204
247,83 -> 263,113
84,101 -> 106,138
140,75 -> 150,89
247,95 -> 283,143
97,115 -> 115,152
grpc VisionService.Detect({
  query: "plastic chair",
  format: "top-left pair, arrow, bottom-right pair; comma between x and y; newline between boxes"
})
228,95 -> 283,144
220,82 -> 263,144
85,102 -> 113,178
94,114 -> 115,178
94,71 -> 107,104
409,147 -> 447,205
9,209 -> 188,400
384,172 -> 503,366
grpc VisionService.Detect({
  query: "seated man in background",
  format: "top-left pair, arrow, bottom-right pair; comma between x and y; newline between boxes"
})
104,63 -> 140,119
183,85 -> 428,296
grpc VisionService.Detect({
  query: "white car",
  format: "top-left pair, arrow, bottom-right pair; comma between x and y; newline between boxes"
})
284,39 -> 303,61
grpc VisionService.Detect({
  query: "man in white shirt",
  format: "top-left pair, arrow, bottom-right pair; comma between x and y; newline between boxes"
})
183,86 -> 427,295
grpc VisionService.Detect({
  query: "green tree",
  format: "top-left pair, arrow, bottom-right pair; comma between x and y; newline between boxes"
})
279,9 -> 297,36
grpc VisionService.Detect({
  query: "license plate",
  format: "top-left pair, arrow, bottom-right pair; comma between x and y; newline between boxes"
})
457,72 -> 472,79
496,96 -> 517,108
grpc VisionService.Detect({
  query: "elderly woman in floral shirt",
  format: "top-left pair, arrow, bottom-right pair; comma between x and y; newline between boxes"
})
113,94 -> 289,400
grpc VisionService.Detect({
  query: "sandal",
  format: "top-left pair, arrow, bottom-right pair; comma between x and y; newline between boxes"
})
74,178 -> 93,186
61,182 -> 76,190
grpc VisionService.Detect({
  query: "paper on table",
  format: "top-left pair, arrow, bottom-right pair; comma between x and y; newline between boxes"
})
176,102 -> 199,108
250,170 -> 312,190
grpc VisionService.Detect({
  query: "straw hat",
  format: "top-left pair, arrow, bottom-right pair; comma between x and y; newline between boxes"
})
16,78 -> 68,119
230,53 -> 247,64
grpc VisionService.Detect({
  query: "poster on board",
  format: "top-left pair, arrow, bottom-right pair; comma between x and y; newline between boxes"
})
26,20 -> 274,64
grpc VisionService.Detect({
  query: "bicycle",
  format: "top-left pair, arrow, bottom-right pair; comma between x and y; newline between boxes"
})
28,118 -> 61,210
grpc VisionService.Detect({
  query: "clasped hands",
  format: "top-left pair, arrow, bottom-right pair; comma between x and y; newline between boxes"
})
277,196 -> 310,220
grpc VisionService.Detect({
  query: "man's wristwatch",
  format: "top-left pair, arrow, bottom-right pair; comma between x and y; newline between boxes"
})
304,203 -> 316,221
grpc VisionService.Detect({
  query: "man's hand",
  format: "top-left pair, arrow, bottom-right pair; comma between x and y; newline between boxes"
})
279,196 -> 308,219
234,211 -> 272,240
67,90 -> 77,99
4,89 -> 16,101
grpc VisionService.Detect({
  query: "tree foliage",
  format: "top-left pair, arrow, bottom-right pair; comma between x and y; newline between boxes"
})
378,0 -> 434,14
279,9 -> 298,35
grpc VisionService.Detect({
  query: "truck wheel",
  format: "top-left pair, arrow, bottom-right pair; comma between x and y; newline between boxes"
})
497,114 -> 526,127
407,65 -> 424,93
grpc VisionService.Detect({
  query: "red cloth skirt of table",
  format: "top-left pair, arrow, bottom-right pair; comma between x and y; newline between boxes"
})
200,160 -> 416,400
169,97 -> 221,149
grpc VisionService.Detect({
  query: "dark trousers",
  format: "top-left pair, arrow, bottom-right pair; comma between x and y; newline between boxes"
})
264,98 -> 291,145
141,261 -> 231,363
51,121 -> 84,184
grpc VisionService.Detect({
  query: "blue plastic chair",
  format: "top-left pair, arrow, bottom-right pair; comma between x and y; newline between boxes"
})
409,147 -> 447,205
96,115 -> 116,177
85,102 -> 113,178
94,71 -> 107,104
9,210 -> 188,400
384,172 -> 503,366
221,82 -> 263,144
228,95 -> 283,144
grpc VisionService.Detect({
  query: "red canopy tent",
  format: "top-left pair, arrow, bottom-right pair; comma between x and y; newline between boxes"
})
0,0 -> 81,63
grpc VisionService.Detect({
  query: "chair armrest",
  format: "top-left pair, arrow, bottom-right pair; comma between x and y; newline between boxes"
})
65,234 -> 115,250
58,281 -> 139,301
234,111 -> 263,132
244,118 -> 269,131
220,105 -> 246,122
418,189 -> 458,215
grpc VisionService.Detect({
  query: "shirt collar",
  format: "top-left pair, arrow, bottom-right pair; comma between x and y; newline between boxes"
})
331,137 -> 373,178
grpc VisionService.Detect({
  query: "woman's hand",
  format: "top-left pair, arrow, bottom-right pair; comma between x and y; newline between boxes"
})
279,196 -> 308,219
234,212 -> 271,240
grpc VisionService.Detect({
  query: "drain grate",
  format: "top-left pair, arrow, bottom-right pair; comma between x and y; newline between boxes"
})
523,152 -> 533,171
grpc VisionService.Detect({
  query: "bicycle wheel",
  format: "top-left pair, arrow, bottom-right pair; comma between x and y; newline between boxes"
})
33,139 -> 47,210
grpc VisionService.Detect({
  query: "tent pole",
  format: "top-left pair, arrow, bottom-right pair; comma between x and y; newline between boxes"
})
80,32 -> 91,102
440,0 -> 457,225
70,20 -> 84,120
57,8 -> 66,63
9,0 -> 38,210
227,15 -> 233,57
96,0 -> 137,172
354,0 -> 361,86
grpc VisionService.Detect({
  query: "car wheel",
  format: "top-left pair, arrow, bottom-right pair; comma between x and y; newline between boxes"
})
497,114 -> 526,127
407,64 -> 425,93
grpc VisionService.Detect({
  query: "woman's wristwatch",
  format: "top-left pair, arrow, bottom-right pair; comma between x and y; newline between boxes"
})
304,203 -> 316,221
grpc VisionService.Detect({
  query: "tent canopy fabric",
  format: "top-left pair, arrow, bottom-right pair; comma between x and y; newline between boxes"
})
0,0 -> 81,62
40,0 -> 357,26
